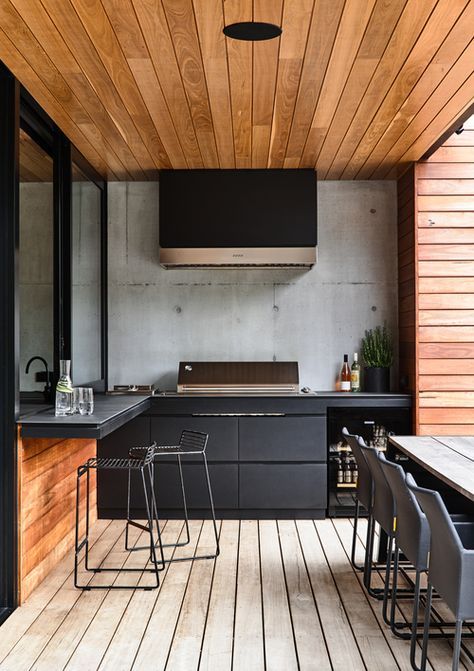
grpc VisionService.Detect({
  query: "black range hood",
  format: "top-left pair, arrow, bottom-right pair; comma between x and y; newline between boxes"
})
159,169 -> 317,268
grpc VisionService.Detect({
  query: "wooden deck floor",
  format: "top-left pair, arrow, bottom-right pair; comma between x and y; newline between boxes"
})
0,518 -> 472,670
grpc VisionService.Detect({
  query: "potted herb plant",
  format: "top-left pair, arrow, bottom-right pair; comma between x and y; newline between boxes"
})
361,324 -> 394,393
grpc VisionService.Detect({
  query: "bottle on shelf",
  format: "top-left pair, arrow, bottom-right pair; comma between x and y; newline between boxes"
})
351,353 -> 361,392
336,457 -> 343,484
352,459 -> 358,485
55,359 -> 74,416
340,354 -> 351,392
344,456 -> 352,484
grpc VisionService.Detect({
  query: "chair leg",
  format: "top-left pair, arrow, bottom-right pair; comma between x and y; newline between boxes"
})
452,620 -> 463,671
364,516 -> 385,599
419,581 -> 433,671
203,453 -> 220,559
382,533 -> 394,625
410,571 -> 422,670
351,500 -> 364,571
156,455 -> 192,550
74,466 -> 88,588
140,467 -> 161,589
125,466 -> 132,551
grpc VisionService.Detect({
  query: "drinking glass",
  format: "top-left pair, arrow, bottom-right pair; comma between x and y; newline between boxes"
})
78,387 -> 94,416
72,387 -> 81,414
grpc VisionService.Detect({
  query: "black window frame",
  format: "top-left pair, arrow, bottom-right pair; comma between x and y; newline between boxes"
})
0,64 -> 108,621
70,146 -> 108,391
0,62 -> 20,623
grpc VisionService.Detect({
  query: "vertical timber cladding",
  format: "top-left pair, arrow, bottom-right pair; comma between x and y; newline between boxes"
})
397,165 -> 417,431
416,117 -> 474,435
18,432 -> 96,603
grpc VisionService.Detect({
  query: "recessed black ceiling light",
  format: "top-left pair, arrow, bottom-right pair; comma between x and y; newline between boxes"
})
223,21 -> 282,41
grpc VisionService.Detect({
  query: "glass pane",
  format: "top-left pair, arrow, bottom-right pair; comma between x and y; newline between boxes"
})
19,129 -> 54,394
71,162 -> 102,385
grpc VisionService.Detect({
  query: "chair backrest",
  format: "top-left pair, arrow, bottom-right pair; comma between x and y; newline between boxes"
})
179,430 -> 209,453
406,473 -> 468,617
342,427 -> 372,511
358,437 -> 394,535
378,455 -> 429,570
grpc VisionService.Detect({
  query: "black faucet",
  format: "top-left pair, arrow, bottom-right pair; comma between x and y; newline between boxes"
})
25,356 -> 52,402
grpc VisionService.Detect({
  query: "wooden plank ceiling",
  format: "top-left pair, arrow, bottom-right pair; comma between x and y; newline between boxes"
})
2,0 -> 473,180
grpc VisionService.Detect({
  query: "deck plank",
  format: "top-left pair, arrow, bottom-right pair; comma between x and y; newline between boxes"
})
164,520 -> 221,670
0,516 -> 466,670
278,520 -> 331,670
130,519 -> 204,670
66,520 -> 184,670
259,520 -> 298,671
232,520 -> 265,671
315,519 -> 400,670
199,520 -> 239,671
0,520 -> 126,670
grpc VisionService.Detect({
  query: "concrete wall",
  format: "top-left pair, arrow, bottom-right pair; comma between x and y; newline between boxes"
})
108,181 -> 398,391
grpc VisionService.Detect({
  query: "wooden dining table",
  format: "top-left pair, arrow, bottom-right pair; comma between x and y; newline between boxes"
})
388,435 -> 474,502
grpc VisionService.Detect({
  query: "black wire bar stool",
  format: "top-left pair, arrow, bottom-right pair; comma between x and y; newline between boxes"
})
125,430 -> 220,563
74,444 -> 165,590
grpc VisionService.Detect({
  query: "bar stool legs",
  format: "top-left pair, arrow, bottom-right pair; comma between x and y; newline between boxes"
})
126,432 -> 220,564
74,452 -> 164,591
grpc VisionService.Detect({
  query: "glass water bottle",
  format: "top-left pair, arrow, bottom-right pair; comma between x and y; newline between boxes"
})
55,359 -> 74,416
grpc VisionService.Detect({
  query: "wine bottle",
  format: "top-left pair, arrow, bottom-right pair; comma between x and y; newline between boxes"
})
351,352 -> 361,392
340,354 -> 351,392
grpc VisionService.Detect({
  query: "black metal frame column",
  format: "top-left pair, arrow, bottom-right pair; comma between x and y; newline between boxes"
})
0,62 -> 20,622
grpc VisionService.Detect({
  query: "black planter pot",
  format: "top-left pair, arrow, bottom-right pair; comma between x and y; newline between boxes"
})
364,366 -> 390,393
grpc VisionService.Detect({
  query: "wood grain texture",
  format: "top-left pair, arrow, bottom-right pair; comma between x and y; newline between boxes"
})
400,126 -> 474,434
0,0 -> 471,176
6,517 -> 461,670
18,432 -> 96,604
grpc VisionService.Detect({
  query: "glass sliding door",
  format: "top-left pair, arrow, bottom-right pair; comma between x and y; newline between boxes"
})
19,129 -> 54,399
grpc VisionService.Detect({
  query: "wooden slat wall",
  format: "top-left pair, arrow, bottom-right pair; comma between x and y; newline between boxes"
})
415,117 -> 474,435
397,165 -> 417,431
18,431 -> 97,603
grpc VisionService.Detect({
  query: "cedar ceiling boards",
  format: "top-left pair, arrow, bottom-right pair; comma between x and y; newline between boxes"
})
1,0 -> 473,179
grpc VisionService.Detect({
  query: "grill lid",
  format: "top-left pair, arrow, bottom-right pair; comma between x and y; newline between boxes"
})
177,361 -> 299,394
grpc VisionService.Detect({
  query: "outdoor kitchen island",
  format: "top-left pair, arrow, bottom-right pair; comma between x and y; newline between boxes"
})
98,392 -> 412,520
17,392 -> 411,602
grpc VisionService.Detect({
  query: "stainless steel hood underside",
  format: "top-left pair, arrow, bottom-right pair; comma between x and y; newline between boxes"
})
159,246 -> 317,268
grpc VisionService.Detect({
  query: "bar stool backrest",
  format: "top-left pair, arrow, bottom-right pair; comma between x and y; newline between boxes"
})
358,437 -> 394,535
378,455 -> 429,571
342,427 -> 372,511
179,430 -> 209,453
406,473 -> 474,619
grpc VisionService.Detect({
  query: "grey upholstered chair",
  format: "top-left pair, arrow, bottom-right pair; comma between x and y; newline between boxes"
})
408,475 -> 474,671
341,427 -> 372,572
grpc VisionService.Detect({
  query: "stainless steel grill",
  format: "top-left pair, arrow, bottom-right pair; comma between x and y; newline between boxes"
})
177,361 -> 299,395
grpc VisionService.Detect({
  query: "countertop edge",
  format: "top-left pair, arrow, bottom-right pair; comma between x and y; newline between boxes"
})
19,396 -> 151,440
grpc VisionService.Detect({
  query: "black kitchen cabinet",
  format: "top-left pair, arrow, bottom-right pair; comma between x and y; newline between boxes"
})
240,464 -> 326,509
97,393 -> 411,519
239,416 -> 325,461
150,416 -> 238,461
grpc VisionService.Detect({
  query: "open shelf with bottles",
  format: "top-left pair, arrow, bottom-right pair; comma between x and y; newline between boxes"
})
327,405 -> 411,517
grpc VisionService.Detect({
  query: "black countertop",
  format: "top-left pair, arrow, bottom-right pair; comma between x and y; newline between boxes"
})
18,390 -> 411,439
19,395 -> 150,439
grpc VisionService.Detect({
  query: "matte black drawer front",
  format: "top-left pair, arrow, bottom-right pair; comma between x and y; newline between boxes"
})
239,416 -> 326,461
150,463 -> 238,509
239,464 -> 327,509
150,416 -> 238,461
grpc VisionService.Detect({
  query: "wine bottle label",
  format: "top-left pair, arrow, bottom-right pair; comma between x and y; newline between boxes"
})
340,381 -> 351,391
